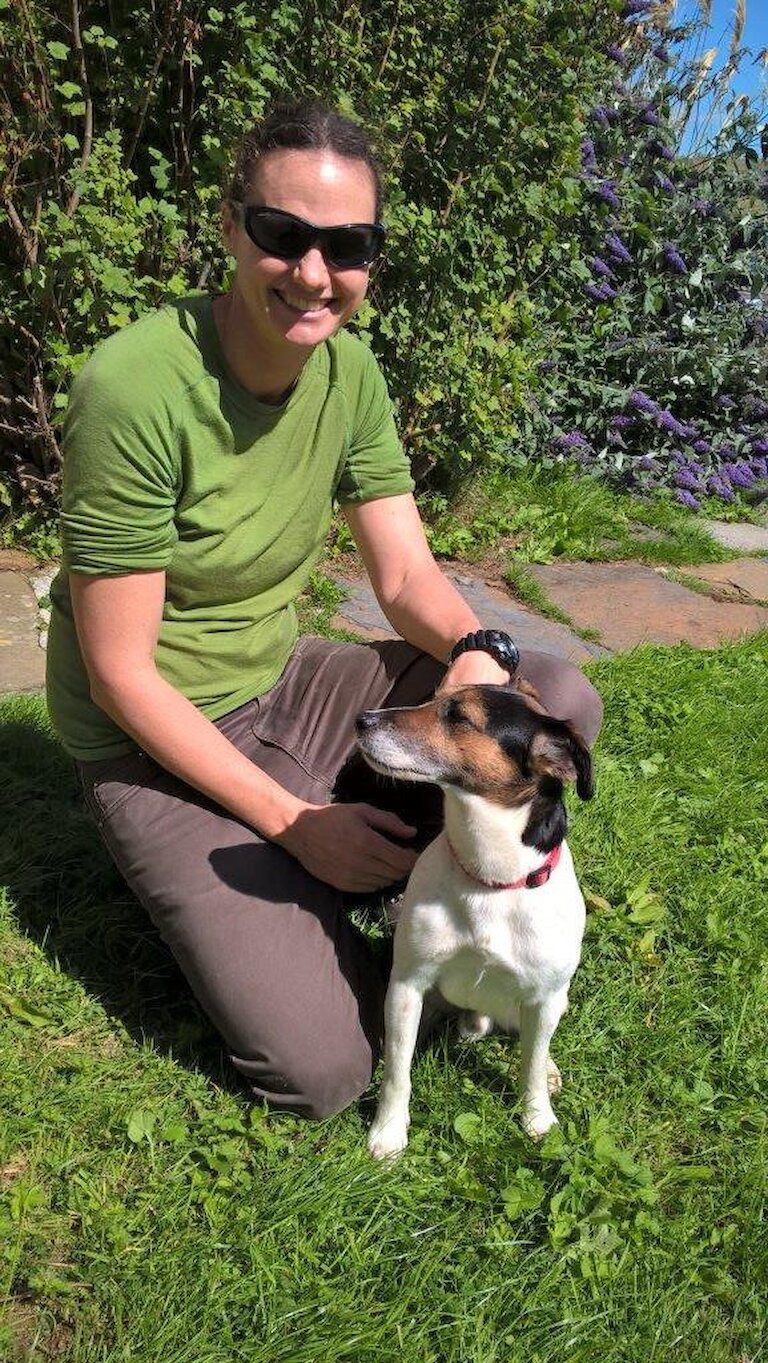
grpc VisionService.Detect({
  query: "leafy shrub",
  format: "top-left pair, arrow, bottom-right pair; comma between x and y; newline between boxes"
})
514,2 -> 768,513
0,0 -> 618,522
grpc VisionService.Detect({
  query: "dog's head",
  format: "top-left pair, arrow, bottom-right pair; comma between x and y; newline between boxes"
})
356,683 -> 593,809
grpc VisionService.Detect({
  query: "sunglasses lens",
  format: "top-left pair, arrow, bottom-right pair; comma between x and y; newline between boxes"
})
326,227 -> 382,268
244,209 -> 313,259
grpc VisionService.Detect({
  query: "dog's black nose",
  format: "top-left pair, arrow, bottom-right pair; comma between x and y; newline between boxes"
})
356,710 -> 380,733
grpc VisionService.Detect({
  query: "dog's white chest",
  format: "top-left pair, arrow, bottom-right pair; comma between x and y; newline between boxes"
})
436,905 -> 578,1019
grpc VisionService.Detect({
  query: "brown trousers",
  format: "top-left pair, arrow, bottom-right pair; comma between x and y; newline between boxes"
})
77,637 -> 603,1118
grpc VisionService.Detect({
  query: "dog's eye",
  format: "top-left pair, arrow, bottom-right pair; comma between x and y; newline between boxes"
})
442,698 -> 473,728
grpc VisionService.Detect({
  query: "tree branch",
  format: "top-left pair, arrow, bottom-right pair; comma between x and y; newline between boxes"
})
65,0 -> 94,217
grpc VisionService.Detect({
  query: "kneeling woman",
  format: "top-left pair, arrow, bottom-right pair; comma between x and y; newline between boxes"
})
46,97 -> 602,1118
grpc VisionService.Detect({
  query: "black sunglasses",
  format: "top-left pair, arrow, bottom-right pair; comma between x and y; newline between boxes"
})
234,204 -> 386,269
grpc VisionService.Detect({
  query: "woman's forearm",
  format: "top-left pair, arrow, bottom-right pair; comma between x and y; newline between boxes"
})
90,667 -> 307,839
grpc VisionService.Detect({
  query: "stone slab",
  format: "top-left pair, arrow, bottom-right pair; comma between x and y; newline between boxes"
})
701,519 -> 768,553
328,571 -> 609,663
0,572 -> 45,693
680,557 -> 768,602
527,561 -> 768,650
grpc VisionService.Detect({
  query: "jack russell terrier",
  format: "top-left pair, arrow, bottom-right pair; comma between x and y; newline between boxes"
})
355,682 -> 593,1158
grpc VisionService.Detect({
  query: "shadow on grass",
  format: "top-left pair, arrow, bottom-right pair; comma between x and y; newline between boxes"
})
0,696 -> 237,1091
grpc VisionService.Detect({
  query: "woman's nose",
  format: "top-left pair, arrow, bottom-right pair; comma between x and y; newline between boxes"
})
295,246 -> 330,288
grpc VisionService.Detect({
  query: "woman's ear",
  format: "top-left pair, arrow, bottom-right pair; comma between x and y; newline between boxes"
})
221,201 -> 238,254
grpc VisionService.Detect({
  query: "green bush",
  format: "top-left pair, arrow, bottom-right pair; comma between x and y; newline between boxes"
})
0,0 -> 618,524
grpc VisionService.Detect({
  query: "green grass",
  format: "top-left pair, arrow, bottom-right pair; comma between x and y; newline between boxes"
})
422,466 -> 737,568
2,635 -> 768,1361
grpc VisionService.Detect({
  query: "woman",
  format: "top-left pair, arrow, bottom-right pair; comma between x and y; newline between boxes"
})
47,97 -> 602,1118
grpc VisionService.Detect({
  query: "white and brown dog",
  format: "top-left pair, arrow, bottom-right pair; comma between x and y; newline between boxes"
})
356,683 -> 593,1158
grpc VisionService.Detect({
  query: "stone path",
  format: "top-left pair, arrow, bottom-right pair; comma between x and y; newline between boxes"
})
2,519 -> 768,696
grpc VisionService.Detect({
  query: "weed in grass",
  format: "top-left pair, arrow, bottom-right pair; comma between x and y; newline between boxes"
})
1,638 -> 767,1361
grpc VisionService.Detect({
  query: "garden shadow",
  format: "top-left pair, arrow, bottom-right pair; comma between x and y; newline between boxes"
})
0,701 -> 237,1092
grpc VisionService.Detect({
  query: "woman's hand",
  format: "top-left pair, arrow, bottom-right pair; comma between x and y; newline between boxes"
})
439,650 -> 511,692
274,802 -> 419,893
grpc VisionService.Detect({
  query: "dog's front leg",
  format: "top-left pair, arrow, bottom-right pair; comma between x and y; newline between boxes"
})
368,976 -> 424,1159
518,990 -> 568,1139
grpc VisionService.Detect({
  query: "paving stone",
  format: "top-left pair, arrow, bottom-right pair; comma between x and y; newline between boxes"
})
328,571 -> 609,663
680,557 -> 768,602
0,572 -> 45,694
701,519 -> 768,553
526,561 -> 768,650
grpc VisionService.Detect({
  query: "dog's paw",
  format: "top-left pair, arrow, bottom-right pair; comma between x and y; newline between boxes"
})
458,1011 -> 494,1041
546,1056 -> 562,1095
368,1115 -> 410,1160
521,1102 -> 558,1141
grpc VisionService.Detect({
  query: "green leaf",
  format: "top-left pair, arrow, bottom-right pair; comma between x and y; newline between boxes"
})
126,1109 -> 157,1144
46,41 -> 69,60
453,1111 -> 482,1142
0,988 -> 53,1028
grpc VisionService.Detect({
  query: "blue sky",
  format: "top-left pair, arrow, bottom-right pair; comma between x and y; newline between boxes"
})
678,0 -> 767,147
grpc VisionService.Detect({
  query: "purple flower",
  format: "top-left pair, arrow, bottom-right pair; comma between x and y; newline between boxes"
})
537,359 -> 556,374
585,281 -> 618,302
750,439 -> 768,456
628,390 -> 659,415
591,105 -> 618,127
610,414 -> 634,429
648,140 -> 676,161
692,439 -> 712,454
639,103 -> 661,127
605,231 -> 632,264
676,489 -> 701,511
655,172 -> 676,193
623,0 -> 653,16
555,431 -> 589,448
723,461 -> 755,489
715,394 -> 736,411
591,255 -> 615,278
594,180 -> 621,209
707,475 -> 736,502
606,43 -> 628,64
675,468 -> 704,492
581,138 -> 598,170
637,454 -> 656,471
662,243 -> 688,275
743,395 -> 768,419
751,457 -> 768,479
656,409 -> 686,436
692,199 -> 717,219
653,43 -> 671,62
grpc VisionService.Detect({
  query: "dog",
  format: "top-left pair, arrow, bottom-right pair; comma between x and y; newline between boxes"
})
355,682 -> 593,1158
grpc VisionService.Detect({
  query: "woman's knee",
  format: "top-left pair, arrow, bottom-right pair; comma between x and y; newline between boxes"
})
519,651 -> 603,747
231,1040 -> 377,1120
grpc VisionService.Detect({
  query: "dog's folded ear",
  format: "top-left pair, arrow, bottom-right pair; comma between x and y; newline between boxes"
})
530,722 -> 594,800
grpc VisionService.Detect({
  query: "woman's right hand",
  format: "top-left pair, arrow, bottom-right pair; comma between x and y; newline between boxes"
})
274,802 -> 419,893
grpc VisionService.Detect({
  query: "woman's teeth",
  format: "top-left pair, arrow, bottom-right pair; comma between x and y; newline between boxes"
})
275,290 -> 331,312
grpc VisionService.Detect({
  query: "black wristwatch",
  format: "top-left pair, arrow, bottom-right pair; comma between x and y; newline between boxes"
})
448,629 -> 520,678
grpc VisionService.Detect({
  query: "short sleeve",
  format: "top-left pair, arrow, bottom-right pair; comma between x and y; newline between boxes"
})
60,341 -> 180,576
335,344 -> 415,505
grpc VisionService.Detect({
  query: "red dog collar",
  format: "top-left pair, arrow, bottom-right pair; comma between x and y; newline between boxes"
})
447,840 -> 562,891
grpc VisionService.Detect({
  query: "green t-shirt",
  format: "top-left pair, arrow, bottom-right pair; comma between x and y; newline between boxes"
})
46,294 -> 414,761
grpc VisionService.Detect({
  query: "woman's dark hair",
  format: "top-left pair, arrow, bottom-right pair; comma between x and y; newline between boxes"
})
228,97 -> 383,218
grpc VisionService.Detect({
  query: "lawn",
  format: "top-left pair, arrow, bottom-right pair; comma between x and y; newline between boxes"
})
1,634 -> 767,1362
